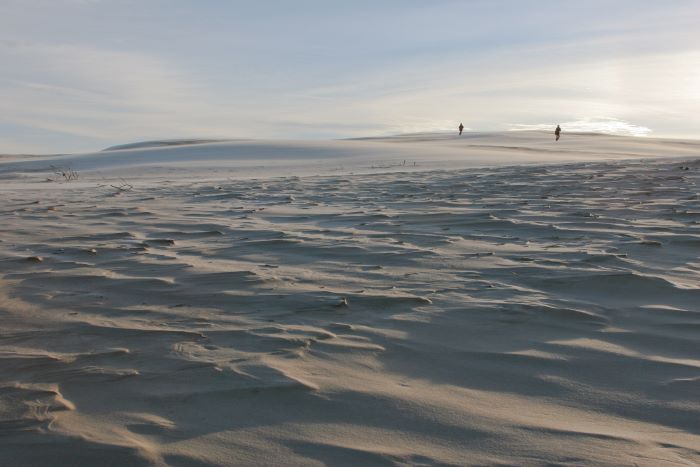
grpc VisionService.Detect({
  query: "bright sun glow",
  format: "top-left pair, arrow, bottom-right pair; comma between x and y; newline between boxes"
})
510,118 -> 653,137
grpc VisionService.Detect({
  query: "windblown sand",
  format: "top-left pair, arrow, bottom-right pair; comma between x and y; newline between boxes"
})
1,133 -> 699,466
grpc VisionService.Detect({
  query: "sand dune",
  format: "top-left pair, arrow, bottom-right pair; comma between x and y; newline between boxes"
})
3,131 -> 699,180
1,133 -> 699,465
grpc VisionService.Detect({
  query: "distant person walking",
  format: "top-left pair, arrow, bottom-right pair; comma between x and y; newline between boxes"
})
555,125 -> 561,142
458,123 -> 464,135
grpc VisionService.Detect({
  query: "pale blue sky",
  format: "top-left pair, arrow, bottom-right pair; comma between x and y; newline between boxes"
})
1,0 -> 698,153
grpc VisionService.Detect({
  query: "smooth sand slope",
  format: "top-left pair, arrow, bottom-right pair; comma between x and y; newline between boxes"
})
1,133 -> 699,466
3,131 -> 699,179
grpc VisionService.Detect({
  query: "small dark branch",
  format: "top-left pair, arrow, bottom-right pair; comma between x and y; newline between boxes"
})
49,165 -> 79,182
110,178 -> 133,192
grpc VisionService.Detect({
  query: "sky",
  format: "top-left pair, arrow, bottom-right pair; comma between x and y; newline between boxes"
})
1,0 -> 698,153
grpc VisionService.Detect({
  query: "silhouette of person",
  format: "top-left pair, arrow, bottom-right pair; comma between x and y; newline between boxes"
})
458,123 -> 464,135
555,125 -> 561,141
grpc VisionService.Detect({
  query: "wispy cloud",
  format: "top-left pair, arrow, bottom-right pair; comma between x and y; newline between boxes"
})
0,42 -> 235,150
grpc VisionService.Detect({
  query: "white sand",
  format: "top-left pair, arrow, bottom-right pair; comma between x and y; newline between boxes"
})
1,132 -> 699,466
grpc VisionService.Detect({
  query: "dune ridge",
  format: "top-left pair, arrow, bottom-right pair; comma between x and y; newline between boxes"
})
2,131 -> 699,180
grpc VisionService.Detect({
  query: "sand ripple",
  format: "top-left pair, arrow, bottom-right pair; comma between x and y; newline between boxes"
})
1,157 -> 699,465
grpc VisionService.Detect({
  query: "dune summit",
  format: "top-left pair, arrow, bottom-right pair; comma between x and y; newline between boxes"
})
1,133 -> 699,466
3,131 -> 700,179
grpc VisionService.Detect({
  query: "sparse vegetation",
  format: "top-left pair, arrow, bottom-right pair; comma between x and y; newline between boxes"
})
110,178 -> 134,193
49,165 -> 79,182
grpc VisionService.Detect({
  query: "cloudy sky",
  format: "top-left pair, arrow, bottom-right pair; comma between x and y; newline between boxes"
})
1,0 -> 698,153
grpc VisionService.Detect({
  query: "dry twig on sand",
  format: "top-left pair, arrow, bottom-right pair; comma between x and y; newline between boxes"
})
110,178 -> 134,193
49,165 -> 79,182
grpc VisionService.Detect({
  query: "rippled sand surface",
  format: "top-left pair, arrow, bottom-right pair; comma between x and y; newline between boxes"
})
1,135 -> 699,466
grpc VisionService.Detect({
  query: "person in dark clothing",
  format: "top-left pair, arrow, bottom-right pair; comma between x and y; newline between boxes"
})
555,125 -> 561,141
458,123 -> 464,135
